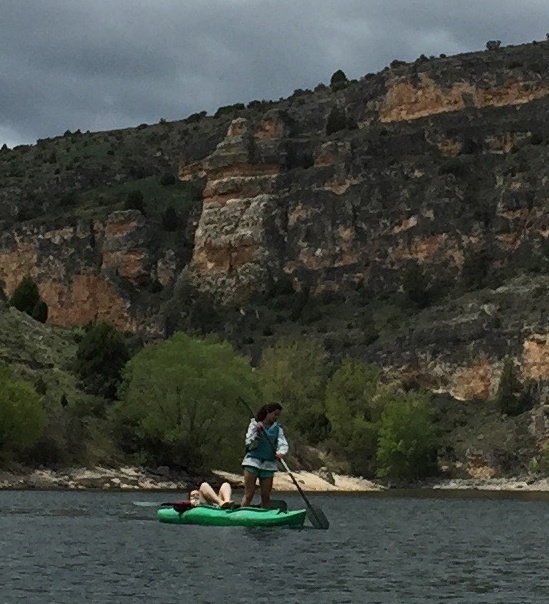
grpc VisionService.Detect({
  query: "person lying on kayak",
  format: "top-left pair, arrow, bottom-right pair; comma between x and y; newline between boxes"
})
172,482 -> 235,513
241,402 -> 288,509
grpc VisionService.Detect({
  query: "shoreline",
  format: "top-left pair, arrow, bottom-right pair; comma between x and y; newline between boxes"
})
2,465 -> 549,493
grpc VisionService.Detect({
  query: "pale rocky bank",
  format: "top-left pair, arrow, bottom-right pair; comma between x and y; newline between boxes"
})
0,465 -> 380,492
3,466 -> 549,493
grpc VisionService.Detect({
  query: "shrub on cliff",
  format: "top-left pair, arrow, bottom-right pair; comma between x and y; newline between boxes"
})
31,300 -> 48,323
76,322 -> 130,400
330,69 -> 349,91
214,103 -> 246,118
402,262 -> 432,309
115,332 -> 259,471
9,275 -> 48,323
159,173 -> 176,186
161,206 -> 179,231
9,275 -> 40,315
496,356 -> 534,416
0,365 -> 45,460
124,190 -> 146,214
326,106 -> 350,135
461,247 -> 491,291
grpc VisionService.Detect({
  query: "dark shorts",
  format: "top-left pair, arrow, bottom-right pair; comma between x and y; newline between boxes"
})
243,466 -> 275,480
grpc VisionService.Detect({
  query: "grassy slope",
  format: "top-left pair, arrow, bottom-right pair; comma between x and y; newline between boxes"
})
0,304 -> 87,406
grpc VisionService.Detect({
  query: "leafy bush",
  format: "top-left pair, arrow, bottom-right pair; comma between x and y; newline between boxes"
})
294,409 -> 331,445
402,262 -> 431,309
9,275 -> 48,322
0,366 -> 45,459
438,159 -> 468,178
159,173 -> 176,186
326,106 -> 348,135
461,247 -> 491,291
161,206 -> 179,231
258,336 -> 328,440
9,275 -> 40,315
76,323 -> 130,400
115,332 -> 260,470
325,358 -> 382,476
32,300 -> 48,323
185,111 -> 207,124
496,357 -> 531,416
214,103 -> 246,118
376,391 -> 438,480
124,190 -> 146,214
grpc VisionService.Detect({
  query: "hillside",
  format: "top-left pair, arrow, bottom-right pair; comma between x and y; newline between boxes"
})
3,39 -> 549,477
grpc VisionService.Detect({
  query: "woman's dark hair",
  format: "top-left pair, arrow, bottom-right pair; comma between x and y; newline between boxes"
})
256,402 -> 283,422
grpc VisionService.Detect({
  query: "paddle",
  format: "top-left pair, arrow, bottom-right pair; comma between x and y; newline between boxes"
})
132,499 -> 288,511
278,458 -> 330,530
238,397 -> 330,530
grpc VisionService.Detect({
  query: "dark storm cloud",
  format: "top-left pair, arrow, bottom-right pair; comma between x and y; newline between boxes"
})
2,0 -> 549,147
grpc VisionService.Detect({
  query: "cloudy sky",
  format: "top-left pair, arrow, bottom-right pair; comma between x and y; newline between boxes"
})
2,0 -> 549,148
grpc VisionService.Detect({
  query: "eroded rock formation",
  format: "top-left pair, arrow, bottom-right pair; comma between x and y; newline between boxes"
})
5,40 -> 549,399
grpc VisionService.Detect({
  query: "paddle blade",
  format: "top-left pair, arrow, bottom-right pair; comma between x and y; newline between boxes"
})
306,505 -> 330,529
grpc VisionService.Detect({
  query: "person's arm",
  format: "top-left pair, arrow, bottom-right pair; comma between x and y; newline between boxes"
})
245,418 -> 261,448
276,425 -> 289,458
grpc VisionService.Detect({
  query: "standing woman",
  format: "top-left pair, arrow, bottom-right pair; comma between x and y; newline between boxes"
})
241,402 -> 288,509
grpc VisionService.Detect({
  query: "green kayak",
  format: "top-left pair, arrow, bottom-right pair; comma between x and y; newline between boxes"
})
157,505 -> 306,528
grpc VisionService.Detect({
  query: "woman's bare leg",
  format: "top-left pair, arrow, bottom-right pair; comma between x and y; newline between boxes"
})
218,482 -> 233,504
259,476 -> 274,508
241,470 -> 257,506
199,482 -> 222,505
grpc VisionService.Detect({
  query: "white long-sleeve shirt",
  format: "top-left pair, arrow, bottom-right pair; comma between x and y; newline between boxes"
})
241,419 -> 289,472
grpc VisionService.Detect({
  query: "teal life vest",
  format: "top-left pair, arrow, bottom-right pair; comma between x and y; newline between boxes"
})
247,423 -> 280,462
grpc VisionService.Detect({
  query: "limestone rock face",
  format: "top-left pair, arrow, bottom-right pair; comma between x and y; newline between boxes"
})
0,210 -> 172,333
183,112 -> 289,299
172,42 -> 549,399
6,41 -> 549,399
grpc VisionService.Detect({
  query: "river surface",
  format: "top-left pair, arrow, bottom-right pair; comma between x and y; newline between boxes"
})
2,489 -> 549,603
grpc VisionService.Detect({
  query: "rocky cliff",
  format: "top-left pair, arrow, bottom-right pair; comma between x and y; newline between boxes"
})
4,40 -> 549,401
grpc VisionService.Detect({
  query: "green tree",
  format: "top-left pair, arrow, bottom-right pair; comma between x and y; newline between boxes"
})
159,173 -> 176,186
376,391 -> 438,481
0,366 -> 45,459
461,247 -> 491,291
325,358 -> 382,476
76,323 -> 130,400
9,275 -> 40,315
31,300 -> 48,323
402,262 -> 431,309
124,190 -> 146,214
330,69 -> 349,91
326,106 -> 348,135
496,356 -> 526,416
162,206 -> 179,231
116,332 -> 259,470
258,336 -> 328,440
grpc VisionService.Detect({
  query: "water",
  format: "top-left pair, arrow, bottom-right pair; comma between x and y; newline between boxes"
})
2,489 -> 549,603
